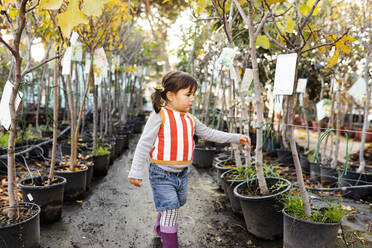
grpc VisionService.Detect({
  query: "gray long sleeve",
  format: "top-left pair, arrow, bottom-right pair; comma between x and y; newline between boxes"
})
195,118 -> 241,144
128,111 -> 241,180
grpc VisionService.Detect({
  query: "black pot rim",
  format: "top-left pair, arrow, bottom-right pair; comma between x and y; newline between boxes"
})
93,154 -> 110,158
54,164 -> 88,173
233,177 -> 292,200
220,168 -> 247,183
194,146 -> 217,151
0,202 -> 40,229
18,175 -> 67,190
282,208 -> 341,226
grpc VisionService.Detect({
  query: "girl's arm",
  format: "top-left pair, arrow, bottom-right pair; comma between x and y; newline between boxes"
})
194,117 -> 241,144
128,111 -> 161,180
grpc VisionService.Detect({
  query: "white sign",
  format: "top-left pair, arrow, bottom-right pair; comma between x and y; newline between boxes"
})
72,42 -> 83,62
296,78 -> 307,93
316,99 -> 331,121
94,47 -> 109,68
62,47 -> 72,75
273,53 -> 298,95
274,95 -> 283,113
0,81 -> 23,130
348,77 -> 366,104
217,47 -> 236,68
70,32 -> 79,46
242,69 -> 254,90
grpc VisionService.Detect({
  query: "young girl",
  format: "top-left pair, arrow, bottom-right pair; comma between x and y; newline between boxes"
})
128,71 -> 250,248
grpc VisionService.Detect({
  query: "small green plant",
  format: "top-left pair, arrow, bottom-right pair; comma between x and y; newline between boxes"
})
93,146 -> 110,156
0,133 -> 9,147
227,166 -> 256,181
40,125 -> 53,132
304,148 -> 317,163
283,192 -> 346,223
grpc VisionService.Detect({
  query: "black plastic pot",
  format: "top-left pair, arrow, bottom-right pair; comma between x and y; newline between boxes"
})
19,176 -> 66,224
61,143 -> 71,155
234,178 -> 292,240
192,146 -> 217,168
86,163 -> 94,191
299,152 -> 310,175
220,169 -> 244,215
93,154 -> 110,177
213,156 -> 234,189
0,202 -> 40,248
309,162 -> 320,182
276,149 -> 294,165
320,166 -> 338,186
283,209 -> 340,248
340,171 -> 372,200
54,165 -> 88,200
114,136 -> 125,157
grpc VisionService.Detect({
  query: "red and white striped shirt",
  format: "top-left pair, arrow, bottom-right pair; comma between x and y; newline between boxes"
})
150,106 -> 195,165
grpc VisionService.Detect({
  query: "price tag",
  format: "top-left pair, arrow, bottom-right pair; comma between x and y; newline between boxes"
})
0,81 -> 23,129
273,53 -> 298,95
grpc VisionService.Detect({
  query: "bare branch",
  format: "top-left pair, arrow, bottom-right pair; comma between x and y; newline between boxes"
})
300,0 -> 321,30
0,36 -> 17,56
21,55 -> 61,77
263,25 -> 293,53
300,30 -> 349,55
255,10 -> 271,38
26,0 -> 40,13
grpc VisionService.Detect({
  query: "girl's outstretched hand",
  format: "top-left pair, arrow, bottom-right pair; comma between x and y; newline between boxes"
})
129,178 -> 142,187
240,135 -> 251,145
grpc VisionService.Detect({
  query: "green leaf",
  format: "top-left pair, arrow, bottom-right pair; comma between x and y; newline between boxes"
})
255,34 -> 270,49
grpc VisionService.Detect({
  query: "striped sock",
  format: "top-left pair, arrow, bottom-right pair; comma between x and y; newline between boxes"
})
160,208 -> 179,233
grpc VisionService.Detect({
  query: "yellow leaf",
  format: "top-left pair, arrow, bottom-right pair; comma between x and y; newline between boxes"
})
162,0 -> 169,3
256,34 -> 270,49
76,200 -> 83,204
82,0 -> 110,17
266,0 -> 285,5
39,0 -> 63,10
57,0 -> 89,38
318,46 -> 326,54
326,47 -> 340,68
298,4 -> 311,16
8,7 -> 18,18
286,18 -> 295,34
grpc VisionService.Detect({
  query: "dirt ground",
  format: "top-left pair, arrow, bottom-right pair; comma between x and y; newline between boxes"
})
40,135 -> 282,248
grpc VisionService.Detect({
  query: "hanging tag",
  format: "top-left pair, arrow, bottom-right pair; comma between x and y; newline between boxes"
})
273,53 -> 298,95
217,47 -> 236,69
0,81 -> 23,130
242,68 -> 254,90
70,32 -> 79,46
348,77 -> 366,104
296,78 -> 308,93
94,47 -> 109,68
72,42 -> 83,62
316,99 -> 331,121
62,47 -> 73,75
27,193 -> 34,201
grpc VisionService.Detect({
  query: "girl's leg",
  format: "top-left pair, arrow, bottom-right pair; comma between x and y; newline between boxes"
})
160,208 -> 179,248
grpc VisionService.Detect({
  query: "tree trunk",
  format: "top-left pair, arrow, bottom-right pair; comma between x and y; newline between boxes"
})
247,4 -> 268,194
93,83 -> 98,149
48,59 -> 60,184
66,75 -> 76,171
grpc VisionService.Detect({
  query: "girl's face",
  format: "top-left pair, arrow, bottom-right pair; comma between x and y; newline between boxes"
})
166,87 -> 196,112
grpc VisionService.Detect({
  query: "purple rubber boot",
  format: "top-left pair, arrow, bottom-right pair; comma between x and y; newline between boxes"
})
160,225 -> 178,248
154,212 -> 161,236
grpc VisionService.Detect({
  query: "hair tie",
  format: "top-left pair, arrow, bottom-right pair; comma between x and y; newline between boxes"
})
154,84 -> 164,92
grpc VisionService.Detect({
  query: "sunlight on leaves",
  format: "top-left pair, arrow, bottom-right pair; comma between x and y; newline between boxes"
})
57,0 -> 89,38
39,0 -> 63,10
256,34 -> 270,49
82,0 -> 110,17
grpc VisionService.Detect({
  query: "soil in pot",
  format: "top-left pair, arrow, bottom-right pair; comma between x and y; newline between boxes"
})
54,165 -> 88,201
0,202 -> 40,248
19,176 -> 66,224
193,146 -> 217,168
234,178 -> 291,240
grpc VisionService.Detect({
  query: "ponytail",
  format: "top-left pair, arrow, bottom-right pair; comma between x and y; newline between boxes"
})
151,89 -> 164,113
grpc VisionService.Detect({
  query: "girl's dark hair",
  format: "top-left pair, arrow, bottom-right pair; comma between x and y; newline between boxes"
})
151,71 -> 198,113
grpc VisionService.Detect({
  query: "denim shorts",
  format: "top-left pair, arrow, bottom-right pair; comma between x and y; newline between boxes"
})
149,163 -> 189,212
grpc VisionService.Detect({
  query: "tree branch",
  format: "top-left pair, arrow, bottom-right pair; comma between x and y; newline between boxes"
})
21,55 -> 61,77
263,25 -> 293,53
300,0 -> 321,30
300,30 -> 349,55
0,36 -> 17,57
26,0 -> 40,12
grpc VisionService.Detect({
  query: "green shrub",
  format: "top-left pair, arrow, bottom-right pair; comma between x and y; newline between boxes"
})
92,146 -> 110,156
283,192 -> 346,223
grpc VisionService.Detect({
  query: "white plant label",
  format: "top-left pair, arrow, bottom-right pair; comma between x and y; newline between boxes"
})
229,66 -> 238,81
348,77 -> 366,104
274,95 -> 283,113
72,42 -> 83,62
316,99 -> 331,121
27,193 -> 33,201
0,81 -> 23,130
62,47 -> 73,75
217,47 -> 236,68
242,69 -> 254,90
94,47 -> 109,68
84,53 -> 91,74
273,53 -> 298,95
296,78 -> 307,93
70,32 -> 79,46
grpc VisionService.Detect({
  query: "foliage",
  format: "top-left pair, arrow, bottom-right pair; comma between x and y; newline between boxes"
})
92,145 -> 110,156
283,192 -> 346,223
